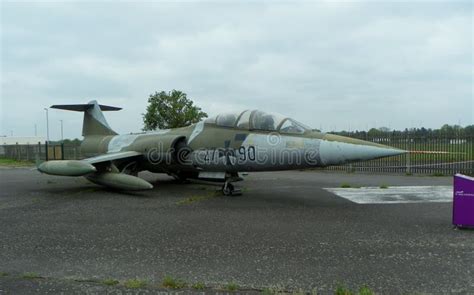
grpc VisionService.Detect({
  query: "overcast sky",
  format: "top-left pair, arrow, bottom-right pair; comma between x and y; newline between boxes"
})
1,1 -> 472,140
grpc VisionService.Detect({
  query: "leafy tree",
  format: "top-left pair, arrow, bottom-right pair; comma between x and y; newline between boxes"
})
142,90 -> 208,130
465,125 -> 474,136
367,128 -> 382,137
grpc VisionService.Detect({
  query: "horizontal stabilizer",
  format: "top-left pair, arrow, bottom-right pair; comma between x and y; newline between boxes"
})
50,100 -> 120,136
51,104 -> 122,112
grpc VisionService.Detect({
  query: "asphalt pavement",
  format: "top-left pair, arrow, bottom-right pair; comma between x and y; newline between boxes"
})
0,167 -> 472,294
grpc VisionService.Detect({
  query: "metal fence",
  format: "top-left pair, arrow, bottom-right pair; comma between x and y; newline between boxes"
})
324,135 -> 474,175
1,136 -> 473,175
0,142 -> 44,162
0,142 -> 83,162
63,143 -> 83,160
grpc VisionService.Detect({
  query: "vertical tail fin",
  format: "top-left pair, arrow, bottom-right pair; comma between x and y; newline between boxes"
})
50,100 -> 121,137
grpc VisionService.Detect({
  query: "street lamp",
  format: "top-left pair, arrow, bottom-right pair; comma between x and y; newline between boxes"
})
44,108 -> 49,142
60,120 -> 64,142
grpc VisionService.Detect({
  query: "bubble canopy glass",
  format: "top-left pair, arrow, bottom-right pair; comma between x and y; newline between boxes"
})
204,110 -> 310,134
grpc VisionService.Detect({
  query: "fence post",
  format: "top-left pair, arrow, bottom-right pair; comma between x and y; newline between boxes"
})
406,153 -> 411,175
45,141 -> 48,161
37,142 -> 41,162
16,142 -> 20,161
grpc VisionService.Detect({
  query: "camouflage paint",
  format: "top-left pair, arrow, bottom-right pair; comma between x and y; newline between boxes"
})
42,102 -> 406,190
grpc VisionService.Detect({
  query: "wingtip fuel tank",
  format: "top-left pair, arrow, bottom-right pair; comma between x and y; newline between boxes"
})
38,160 -> 97,176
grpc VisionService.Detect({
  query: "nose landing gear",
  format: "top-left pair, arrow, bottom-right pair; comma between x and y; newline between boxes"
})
222,181 -> 242,196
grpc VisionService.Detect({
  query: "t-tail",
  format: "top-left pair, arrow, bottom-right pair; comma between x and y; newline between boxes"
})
50,100 -> 121,137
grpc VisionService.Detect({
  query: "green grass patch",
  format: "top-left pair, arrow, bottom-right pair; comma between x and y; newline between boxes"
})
405,172 -> 413,176
191,282 -> 206,290
379,184 -> 389,189
22,272 -> 41,279
176,192 -> 219,205
261,288 -> 272,295
123,278 -> 147,289
340,183 -> 361,188
161,275 -> 186,289
334,284 -> 375,295
101,279 -> 119,286
358,285 -> 375,295
0,158 -> 34,167
431,172 -> 445,177
224,282 -> 239,291
335,284 -> 353,295
0,272 -> 8,277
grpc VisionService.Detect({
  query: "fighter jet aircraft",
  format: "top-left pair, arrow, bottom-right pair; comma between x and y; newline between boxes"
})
38,101 -> 405,195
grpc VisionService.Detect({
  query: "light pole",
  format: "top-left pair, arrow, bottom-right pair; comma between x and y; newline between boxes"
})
60,120 -> 64,142
44,108 -> 49,143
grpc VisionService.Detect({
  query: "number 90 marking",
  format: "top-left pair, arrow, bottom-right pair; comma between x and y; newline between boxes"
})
238,146 -> 256,162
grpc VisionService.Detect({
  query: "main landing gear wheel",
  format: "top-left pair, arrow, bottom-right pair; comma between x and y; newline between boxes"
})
222,182 -> 242,196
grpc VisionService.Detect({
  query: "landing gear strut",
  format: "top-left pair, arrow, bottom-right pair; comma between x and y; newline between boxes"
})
222,181 -> 242,196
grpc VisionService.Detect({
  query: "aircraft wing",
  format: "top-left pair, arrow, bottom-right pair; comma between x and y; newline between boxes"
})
83,151 -> 143,164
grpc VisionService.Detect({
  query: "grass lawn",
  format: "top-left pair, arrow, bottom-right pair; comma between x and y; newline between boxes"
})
0,158 -> 35,167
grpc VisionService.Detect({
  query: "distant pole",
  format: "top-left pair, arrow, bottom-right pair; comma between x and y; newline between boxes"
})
35,124 -> 37,136
44,108 -> 49,142
60,120 -> 64,142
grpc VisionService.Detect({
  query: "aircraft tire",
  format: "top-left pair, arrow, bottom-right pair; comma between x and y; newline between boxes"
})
222,183 -> 234,196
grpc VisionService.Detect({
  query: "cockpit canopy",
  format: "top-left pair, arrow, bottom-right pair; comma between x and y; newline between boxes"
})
204,110 -> 310,134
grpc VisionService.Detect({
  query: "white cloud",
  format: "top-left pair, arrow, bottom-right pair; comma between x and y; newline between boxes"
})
1,1 -> 472,139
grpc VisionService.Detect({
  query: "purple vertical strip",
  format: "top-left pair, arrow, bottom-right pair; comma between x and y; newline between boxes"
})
452,174 -> 474,228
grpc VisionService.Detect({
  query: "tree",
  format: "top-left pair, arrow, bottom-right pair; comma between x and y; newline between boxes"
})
367,128 -> 382,137
465,125 -> 474,136
142,90 -> 208,130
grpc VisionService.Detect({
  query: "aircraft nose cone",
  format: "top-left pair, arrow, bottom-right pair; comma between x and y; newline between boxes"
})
319,134 -> 406,166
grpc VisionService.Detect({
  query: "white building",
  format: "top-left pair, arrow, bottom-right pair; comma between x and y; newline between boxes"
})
0,136 -> 46,145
